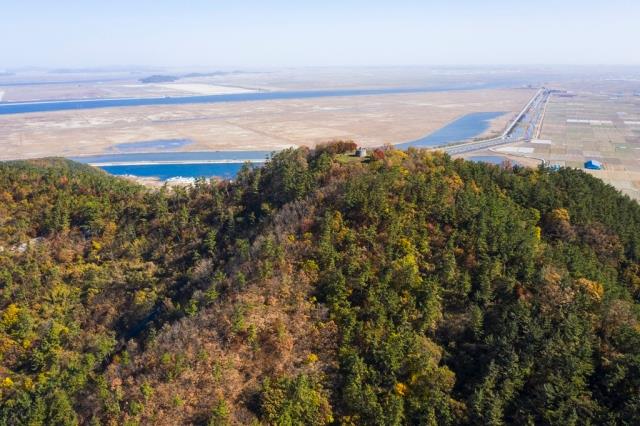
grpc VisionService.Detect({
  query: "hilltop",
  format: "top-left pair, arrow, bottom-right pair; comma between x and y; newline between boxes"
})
1,148 -> 640,425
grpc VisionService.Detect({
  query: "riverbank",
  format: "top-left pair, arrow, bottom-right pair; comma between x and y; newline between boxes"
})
0,85 -> 504,115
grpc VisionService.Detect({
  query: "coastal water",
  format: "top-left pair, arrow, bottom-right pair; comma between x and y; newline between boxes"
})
71,151 -> 272,181
0,83 -> 515,115
99,162 -> 255,180
396,112 -> 504,149
71,150 -> 272,164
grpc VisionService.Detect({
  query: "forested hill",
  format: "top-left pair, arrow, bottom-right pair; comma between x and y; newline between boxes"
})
2,148 -> 640,425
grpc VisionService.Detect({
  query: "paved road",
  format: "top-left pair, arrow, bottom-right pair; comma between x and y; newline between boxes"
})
441,88 -> 550,155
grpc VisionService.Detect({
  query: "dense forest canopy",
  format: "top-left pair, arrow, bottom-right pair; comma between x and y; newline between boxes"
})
1,148 -> 640,425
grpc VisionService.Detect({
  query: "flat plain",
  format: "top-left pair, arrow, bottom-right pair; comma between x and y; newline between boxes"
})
0,88 -> 533,160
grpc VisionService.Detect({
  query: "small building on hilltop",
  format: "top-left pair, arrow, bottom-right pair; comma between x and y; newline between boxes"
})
356,147 -> 367,157
584,160 -> 603,170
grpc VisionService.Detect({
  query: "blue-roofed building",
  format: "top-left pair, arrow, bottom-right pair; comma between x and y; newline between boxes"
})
584,160 -> 603,170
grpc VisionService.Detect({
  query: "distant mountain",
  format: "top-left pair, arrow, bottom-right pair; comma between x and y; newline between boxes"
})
139,74 -> 180,84
1,147 -> 640,424
183,71 -> 231,78
139,70 -> 257,83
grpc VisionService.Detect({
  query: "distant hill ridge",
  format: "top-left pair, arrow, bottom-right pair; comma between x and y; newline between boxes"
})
139,70 -> 253,84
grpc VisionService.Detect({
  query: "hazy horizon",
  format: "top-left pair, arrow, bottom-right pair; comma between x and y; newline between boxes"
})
2,0 -> 639,69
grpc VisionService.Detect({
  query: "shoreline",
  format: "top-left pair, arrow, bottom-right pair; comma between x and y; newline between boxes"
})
89,159 -> 266,166
0,87 -> 265,106
0,84 -> 521,115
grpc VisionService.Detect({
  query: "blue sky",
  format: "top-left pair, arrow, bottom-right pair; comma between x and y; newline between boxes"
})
1,0 -> 639,68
